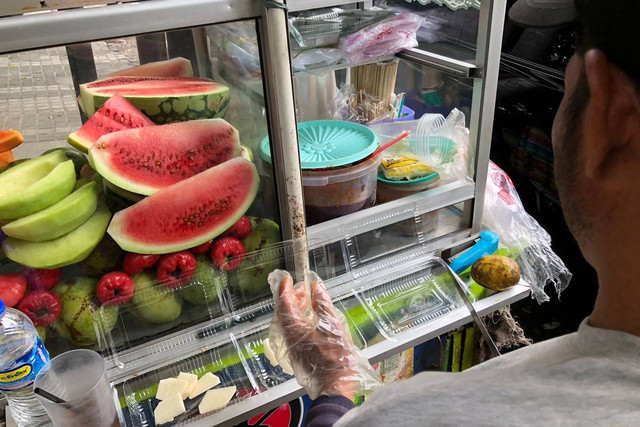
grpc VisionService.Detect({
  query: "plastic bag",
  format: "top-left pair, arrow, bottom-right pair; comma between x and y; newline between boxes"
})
268,269 -> 381,400
331,83 -> 396,124
339,13 -> 424,63
483,162 -> 572,303
439,108 -> 474,183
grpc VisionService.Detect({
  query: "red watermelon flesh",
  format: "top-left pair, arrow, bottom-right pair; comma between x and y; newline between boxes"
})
68,95 -> 155,153
108,57 -> 194,78
85,77 -> 221,96
89,119 -> 241,196
108,157 -> 260,254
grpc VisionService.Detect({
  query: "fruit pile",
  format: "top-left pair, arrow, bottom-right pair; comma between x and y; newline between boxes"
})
0,58 -> 282,352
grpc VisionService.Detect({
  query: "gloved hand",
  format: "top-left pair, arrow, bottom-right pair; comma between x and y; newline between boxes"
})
268,269 -> 381,400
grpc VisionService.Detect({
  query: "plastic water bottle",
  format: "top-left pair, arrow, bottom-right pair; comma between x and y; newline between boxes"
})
0,299 -> 51,426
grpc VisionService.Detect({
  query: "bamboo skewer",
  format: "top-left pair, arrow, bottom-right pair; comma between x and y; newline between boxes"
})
349,60 -> 399,123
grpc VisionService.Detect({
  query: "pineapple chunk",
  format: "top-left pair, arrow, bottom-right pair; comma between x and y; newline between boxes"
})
263,338 -> 279,367
177,372 -> 198,397
154,393 -> 185,425
198,386 -> 237,414
188,372 -> 221,399
156,378 -> 190,401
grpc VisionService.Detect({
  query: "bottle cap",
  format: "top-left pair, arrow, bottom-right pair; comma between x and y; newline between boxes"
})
0,299 -> 5,317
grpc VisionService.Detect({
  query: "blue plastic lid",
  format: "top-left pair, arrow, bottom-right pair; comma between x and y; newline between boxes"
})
0,299 -> 5,317
259,120 -> 379,169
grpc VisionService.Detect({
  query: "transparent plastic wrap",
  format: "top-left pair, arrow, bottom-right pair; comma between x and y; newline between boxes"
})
339,13 -> 425,63
332,84 -> 396,124
483,162 -> 572,303
289,8 -> 394,49
267,269 -> 381,400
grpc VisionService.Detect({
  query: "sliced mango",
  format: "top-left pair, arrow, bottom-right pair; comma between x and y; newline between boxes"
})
2,181 -> 99,242
0,130 -> 23,153
0,152 -> 75,220
2,203 -> 112,269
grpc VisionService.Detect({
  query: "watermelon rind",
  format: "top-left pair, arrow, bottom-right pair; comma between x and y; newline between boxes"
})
89,119 -> 241,196
108,157 -> 260,254
102,179 -> 145,202
108,57 -> 194,78
80,77 -> 230,124
68,95 -> 155,153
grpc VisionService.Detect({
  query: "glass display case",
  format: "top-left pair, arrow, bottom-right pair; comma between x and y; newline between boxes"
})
0,1 -> 530,425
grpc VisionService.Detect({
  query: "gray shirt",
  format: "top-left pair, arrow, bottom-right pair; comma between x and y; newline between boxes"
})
336,318 -> 640,426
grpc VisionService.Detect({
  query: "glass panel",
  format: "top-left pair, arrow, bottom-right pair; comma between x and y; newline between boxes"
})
374,0 -> 480,64
291,58 -> 474,228
0,20 -> 283,358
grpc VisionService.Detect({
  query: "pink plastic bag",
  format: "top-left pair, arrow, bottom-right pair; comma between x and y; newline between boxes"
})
339,13 -> 424,63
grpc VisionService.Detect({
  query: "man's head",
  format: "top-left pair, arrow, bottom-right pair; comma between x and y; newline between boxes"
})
551,0 -> 640,269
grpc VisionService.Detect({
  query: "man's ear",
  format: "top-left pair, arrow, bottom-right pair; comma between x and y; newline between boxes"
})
583,49 -> 640,180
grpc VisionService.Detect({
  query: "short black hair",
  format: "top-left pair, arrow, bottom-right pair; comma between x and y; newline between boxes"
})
575,0 -> 640,84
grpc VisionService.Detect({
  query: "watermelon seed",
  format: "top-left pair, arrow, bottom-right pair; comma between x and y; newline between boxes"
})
170,169 -> 175,174
182,171 -> 186,175
120,117 -> 125,123
129,158 -> 134,164
101,142 -> 107,149
188,156 -> 194,161
155,161 -> 162,167
107,127 -> 113,132
189,149 -> 195,154
199,207 -> 205,212
198,222 -> 203,227
175,163 -> 181,169
98,122 -> 103,127
120,148 -> 125,154
142,162 -> 148,167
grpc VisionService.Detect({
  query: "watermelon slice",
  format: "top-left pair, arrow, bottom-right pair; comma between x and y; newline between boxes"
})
68,95 -> 155,153
108,57 -> 194,78
108,157 -> 259,254
80,77 -> 230,124
89,119 -> 241,196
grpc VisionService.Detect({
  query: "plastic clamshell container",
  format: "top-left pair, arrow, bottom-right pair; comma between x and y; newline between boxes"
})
346,257 -> 463,340
98,265 -> 229,360
105,236 -> 472,426
117,327 -> 286,427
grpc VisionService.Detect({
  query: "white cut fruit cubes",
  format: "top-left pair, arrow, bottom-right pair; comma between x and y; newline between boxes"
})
263,338 -> 279,367
188,372 -> 221,399
199,386 -> 237,414
177,372 -> 198,397
156,378 -> 190,401
154,393 -> 186,425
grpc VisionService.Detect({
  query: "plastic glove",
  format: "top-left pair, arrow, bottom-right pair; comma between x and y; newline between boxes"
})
268,269 -> 381,400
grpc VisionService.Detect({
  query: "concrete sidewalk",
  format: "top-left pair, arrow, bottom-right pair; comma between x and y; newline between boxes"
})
1,39 -> 138,158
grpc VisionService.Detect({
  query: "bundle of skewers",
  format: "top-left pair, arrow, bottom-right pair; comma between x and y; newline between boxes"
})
347,60 -> 404,124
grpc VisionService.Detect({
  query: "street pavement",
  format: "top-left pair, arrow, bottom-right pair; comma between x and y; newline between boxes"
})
1,39 -> 138,158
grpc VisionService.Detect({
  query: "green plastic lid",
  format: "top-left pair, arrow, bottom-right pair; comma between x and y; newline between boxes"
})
259,120 -> 379,169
